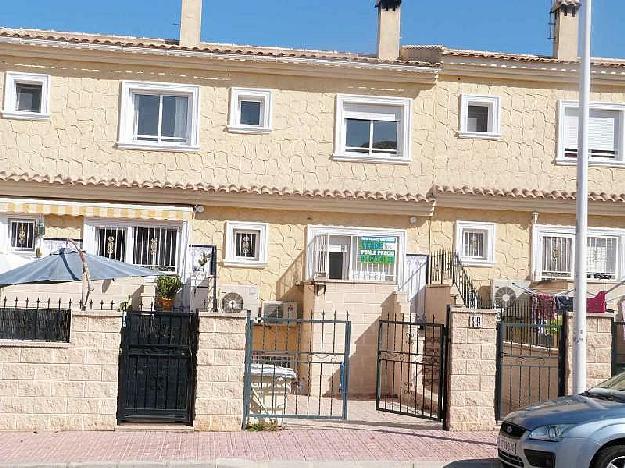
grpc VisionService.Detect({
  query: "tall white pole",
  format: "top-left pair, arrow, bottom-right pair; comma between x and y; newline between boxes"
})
573,0 -> 592,394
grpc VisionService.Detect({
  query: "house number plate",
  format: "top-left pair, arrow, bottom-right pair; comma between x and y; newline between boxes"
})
468,315 -> 482,329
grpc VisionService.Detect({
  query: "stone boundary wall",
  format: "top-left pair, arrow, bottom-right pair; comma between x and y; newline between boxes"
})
446,307 -> 498,432
194,313 -> 246,431
0,310 -> 121,431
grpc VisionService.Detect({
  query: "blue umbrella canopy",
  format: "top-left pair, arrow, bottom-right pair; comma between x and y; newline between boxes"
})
0,248 -> 158,286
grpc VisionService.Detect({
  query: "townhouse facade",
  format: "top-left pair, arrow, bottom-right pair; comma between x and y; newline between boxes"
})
1,0 -> 624,320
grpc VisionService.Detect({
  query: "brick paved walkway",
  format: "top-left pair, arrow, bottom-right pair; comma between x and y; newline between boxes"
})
0,400 -> 497,465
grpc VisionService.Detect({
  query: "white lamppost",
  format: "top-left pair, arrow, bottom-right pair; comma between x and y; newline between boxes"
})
573,0 -> 592,394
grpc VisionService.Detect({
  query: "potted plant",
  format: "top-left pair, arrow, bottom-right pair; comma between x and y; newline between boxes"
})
156,275 -> 183,311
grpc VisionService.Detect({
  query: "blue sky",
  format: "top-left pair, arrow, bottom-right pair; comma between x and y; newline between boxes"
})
1,1 -> 624,58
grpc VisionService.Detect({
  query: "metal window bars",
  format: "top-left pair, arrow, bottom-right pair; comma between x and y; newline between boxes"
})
9,219 -> 35,250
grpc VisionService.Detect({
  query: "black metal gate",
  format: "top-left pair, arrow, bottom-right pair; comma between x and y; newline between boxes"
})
376,316 -> 448,421
495,309 -> 567,420
612,318 -> 625,376
242,312 -> 351,426
117,310 -> 199,424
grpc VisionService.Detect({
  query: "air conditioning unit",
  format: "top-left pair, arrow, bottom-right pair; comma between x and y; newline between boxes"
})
491,279 -> 531,309
261,301 -> 298,321
219,284 -> 260,314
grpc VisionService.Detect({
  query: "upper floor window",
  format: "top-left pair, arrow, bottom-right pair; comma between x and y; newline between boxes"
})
459,95 -> 501,139
307,225 -> 405,283
455,221 -> 496,266
228,88 -> 272,134
558,101 -> 625,165
533,225 -> 623,281
334,95 -> 411,163
224,221 -> 269,267
118,81 -> 199,151
85,220 -> 182,273
2,72 -> 50,120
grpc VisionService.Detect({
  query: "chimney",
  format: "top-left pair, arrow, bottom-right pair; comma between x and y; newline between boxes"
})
180,0 -> 203,48
376,0 -> 402,61
551,0 -> 580,60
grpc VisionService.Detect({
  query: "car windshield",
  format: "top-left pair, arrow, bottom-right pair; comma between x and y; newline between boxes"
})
587,372 -> 625,400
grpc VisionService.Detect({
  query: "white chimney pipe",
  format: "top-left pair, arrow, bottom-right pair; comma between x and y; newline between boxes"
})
376,0 -> 401,61
180,0 -> 203,48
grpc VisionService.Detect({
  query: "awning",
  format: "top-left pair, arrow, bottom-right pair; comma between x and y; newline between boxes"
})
0,198 -> 193,222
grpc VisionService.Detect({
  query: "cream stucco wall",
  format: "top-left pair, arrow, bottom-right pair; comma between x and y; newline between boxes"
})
1,54 -> 625,200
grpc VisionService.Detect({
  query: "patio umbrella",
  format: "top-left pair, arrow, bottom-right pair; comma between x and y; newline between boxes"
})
0,252 -> 31,275
0,247 -> 158,308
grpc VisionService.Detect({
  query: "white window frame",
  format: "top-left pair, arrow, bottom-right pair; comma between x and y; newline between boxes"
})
455,221 -> 496,266
334,94 -> 412,164
117,80 -> 200,152
224,221 -> 269,268
306,225 -> 406,284
2,72 -> 51,120
0,214 -> 43,257
459,94 -> 501,139
228,87 -> 272,134
557,100 -> 625,167
532,224 -> 625,282
83,218 -> 186,275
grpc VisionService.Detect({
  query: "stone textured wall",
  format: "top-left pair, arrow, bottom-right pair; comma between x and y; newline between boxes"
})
194,313 -> 246,431
1,57 -> 624,196
446,307 -> 498,431
0,310 -> 121,431
565,313 -> 613,392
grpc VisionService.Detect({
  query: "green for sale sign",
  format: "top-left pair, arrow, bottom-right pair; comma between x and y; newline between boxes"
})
358,237 -> 397,265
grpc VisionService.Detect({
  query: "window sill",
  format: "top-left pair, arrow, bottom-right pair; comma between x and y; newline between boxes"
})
223,260 -> 268,269
227,125 -> 272,135
458,259 -> 495,267
310,278 -> 397,286
116,141 -> 200,153
554,158 -> 625,168
457,132 -> 502,141
332,153 -> 410,165
2,110 -> 50,121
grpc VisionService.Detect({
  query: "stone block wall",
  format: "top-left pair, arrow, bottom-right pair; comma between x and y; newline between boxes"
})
565,313 -> 613,391
446,307 -> 498,432
0,310 -> 121,431
194,313 -> 246,431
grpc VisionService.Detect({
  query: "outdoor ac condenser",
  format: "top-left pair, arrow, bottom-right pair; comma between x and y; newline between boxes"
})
219,284 -> 260,314
491,279 -> 531,309
261,301 -> 298,321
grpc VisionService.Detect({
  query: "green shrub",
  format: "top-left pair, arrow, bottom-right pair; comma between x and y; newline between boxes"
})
155,275 -> 183,299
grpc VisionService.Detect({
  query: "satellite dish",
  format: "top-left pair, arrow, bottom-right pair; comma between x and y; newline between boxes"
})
222,292 -> 244,313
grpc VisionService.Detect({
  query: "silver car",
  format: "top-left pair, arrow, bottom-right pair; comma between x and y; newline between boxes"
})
498,372 -> 625,468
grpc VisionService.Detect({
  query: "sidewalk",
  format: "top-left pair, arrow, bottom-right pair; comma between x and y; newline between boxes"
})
0,428 -> 498,467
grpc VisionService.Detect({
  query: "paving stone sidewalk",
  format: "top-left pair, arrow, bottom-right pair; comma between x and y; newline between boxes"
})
0,428 -> 498,467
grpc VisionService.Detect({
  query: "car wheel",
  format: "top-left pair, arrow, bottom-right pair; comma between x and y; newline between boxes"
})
593,445 -> 625,468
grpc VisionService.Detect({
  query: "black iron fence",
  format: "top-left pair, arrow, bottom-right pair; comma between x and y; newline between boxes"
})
242,311 -> 351,426
0,298 -> 71,342
427,250 -> 489,309
612,319 -> 625,376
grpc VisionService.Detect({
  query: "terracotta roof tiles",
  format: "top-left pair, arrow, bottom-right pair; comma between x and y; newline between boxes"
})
430,185 -> 625,203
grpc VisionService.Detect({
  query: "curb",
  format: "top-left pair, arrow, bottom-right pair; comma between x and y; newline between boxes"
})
0,459 -> 500,468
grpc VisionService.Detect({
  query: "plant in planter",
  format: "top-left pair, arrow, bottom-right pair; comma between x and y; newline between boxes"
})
155,275 -> 183,311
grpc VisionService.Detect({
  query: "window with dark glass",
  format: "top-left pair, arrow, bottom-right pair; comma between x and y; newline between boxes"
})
9,219 -> 35,250
15,83 -> 43,113
345,118 -> 398,155
234,231 -> 258,260
96,227 -> 126,262
133,226 -> 178,271
239,100 -> 262,126
467,105 -> 489,133
133,93 -> 189,144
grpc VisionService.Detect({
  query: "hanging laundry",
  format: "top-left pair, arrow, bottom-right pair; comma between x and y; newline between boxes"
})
555,295 -> 573,313
587,291 -> 607,314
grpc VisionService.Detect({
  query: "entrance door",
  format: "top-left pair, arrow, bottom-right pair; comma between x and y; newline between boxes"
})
403,254 -> 427,322
117,310 -> 199,424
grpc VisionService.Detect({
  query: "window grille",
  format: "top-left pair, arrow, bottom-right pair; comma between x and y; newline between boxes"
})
9,219 -> 35,250
462,230 -> 485,259
542,236 -> 573,278
234,231 -> 258,259
587,236 -> 618,279
96,227 -> 126,261
133,226 -> 178,272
